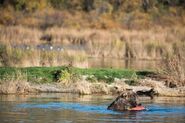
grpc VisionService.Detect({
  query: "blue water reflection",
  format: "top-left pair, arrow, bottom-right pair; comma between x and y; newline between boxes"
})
17,102 -> 120,114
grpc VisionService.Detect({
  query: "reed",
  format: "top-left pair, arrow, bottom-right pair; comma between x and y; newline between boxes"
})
0,26 -> 185,67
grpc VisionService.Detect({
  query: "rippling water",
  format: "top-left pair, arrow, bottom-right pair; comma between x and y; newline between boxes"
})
0,94 -> 185,123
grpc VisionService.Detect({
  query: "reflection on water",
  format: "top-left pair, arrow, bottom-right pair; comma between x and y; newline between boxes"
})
0,94 -> 185,123
17,102 -> 119,115
88,58 -> 161,70
57,58 -> 161,70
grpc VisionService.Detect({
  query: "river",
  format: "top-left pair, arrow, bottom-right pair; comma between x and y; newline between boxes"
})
87,58 -> 161,70
0,94 -> 185,123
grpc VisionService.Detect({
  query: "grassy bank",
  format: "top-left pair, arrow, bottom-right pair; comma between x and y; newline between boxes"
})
0,66 -> 153,84
1,67 -> 184,96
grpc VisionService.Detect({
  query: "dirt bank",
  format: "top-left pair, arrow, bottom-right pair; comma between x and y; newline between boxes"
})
0,78 -> 184,97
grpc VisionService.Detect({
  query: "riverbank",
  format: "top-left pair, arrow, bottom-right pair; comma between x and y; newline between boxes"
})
0,67 -> 184,97
0,77 -> 185,97
31,78 -> 185,97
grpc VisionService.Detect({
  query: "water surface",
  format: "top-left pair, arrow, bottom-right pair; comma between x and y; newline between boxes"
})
0,94 -> 184,123
87,58 -> 161,70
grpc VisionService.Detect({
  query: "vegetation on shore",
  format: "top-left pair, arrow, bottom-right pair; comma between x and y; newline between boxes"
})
0,66 -> 184,96
162,54 -> 185,87
0,0 -> 185,29
0,0 -> 184,66
0,1 -> 184,89
0,66 -> 153,84
1,65 -> 184,88
0,26 -> 185,67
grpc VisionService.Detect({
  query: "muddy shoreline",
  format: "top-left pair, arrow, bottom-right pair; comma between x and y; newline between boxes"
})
0,78 -> 185,97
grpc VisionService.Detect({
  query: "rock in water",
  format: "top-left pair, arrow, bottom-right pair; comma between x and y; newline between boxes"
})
107,90 -> 139,111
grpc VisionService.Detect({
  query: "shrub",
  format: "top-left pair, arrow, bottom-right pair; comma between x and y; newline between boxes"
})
83,0 -> 94,12
0,6 -> 15,25
48,0 -> 83,10
53,67 -> 80,84
48,0 -> 68,9
163,56 -> 185,87
162,47 -> 185,87
58,69 -> 71,82
97,1 -> 113,15
14,0 -> 47,12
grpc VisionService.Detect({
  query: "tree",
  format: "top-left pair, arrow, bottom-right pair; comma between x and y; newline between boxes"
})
142,0 -> 150,12
83,0 -> 94,12
0,0 -> 5,5
110,0 -> 123,11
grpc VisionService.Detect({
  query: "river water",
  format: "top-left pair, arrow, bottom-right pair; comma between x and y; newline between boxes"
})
87,58 -> 161,70
0,94 -> 185,123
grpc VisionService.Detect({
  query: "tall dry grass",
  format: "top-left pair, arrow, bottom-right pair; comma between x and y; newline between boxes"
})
0,43 -> 88,67
0,26 -> 42,45
0,25 -> 185,67
0,70 -> 30,94
161,42 -> 185,87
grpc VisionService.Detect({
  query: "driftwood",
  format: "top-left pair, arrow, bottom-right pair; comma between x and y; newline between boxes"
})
136,88 -> 158,99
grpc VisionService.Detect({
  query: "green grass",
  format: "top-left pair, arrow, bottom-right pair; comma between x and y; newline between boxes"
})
0,67 -> 153,84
